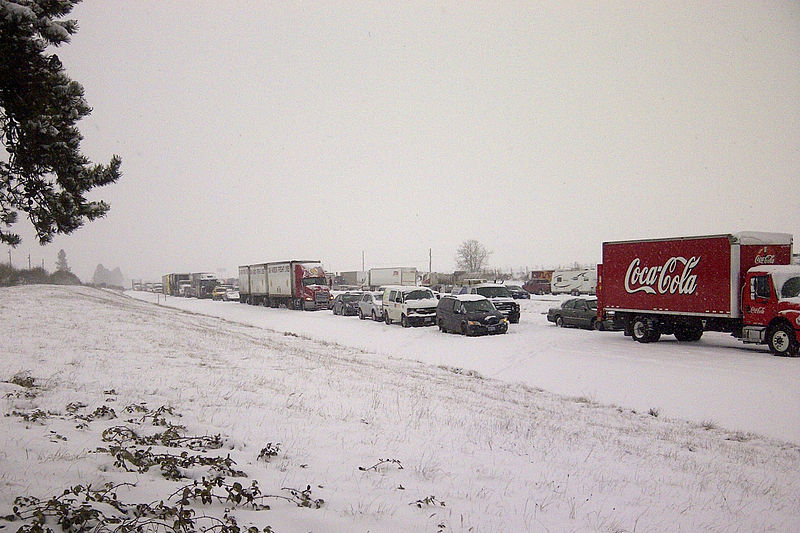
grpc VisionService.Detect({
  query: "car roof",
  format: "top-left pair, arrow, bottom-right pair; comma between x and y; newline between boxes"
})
383,285 -> 432,293
445,294 -> 488,301
472,283 -> 506,288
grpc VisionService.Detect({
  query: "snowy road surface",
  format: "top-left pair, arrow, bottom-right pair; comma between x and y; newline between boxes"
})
129,291 -> 800,444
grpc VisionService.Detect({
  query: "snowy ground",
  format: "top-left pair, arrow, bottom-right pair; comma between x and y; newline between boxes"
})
128,289 -> 800,444
2,285 -> 799,533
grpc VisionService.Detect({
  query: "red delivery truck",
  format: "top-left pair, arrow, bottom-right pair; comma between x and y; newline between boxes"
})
597,232 -> 800,356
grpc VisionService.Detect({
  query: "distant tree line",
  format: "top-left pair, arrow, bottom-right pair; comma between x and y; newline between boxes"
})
0,262 -> 80,287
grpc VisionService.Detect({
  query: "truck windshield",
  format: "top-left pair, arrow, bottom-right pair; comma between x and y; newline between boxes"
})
302,277 -> 327,286
405,289 -> 434,300
777,275 -> 800,299
463,299 -> 495,313
476,286 -> 511,298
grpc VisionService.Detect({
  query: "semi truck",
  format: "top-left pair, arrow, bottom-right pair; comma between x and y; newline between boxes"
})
239,260 -> 330,310
367,267 -> 417,289
596,232 -> 800,356
161,273 -> 190,296
186,272 -> 218,299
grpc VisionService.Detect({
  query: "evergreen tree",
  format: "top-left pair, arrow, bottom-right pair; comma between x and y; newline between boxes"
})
0,0 -> 121,246
55,248 -> 69,272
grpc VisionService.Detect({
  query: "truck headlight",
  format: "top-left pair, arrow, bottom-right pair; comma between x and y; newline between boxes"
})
305,297 -> 312,301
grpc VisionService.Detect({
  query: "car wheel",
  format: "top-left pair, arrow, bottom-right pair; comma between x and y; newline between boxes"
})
593,318 -> 605,331
438,318 -> 447,333
555,316 -> 564,328
358,308 -> 365,320
401,315 -> 409,328
384,312 -> 391,325
461,323 -> 470,336
767,324 -> 800,357
372,310 -> 378,321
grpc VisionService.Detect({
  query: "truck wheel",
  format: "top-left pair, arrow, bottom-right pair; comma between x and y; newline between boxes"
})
555,316 -> 564,328
438,319 -> 447,333
632,316 -> 660,343
674,325 -> 703,342
401,315 -> 410,328
768,325 -> 800,357
461,323 -> 470,336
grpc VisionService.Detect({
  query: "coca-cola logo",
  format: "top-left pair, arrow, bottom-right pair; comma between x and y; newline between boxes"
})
755,254 -> 776,264
624,256 -> 700,295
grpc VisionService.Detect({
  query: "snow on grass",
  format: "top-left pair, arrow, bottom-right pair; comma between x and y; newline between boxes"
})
1,285 -> 799,532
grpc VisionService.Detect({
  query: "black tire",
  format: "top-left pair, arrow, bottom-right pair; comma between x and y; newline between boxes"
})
674,326 -> 703,342
461,323 -> 470,336
372,310 -> 378,321
510,316 -> 520,324
384,312 -> 391,325
401,315 -> 410,328
438,319 -> 446,333
632,316 -> 660,343
358,308 -> 365,320
589,318 -> 598,331
555,316 -> 564,328
767,324 -> 800,357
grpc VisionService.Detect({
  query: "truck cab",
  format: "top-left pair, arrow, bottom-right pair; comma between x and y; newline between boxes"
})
295,263 -> 331,310
741,265 -> 800,356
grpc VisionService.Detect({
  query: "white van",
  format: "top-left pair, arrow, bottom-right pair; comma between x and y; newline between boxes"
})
551,269 -> 596,295
382,286 -> 438,327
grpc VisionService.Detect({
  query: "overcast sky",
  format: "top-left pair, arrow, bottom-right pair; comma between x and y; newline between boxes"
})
5,1 -> 800,282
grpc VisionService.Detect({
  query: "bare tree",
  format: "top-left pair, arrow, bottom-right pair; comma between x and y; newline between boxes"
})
455,239 -> 492,273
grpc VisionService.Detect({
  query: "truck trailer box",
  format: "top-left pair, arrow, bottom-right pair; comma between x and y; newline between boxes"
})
248,264 -> 269,296
368,267 -> 417,288
238,266 -> 250,296
599,233 -> 793,319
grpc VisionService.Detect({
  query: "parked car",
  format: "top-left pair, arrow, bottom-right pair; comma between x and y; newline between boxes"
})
382,286 -> 438,327
332,291 -> 363,316
505,284 -> 531,299
211,285 -> 230,301
357,291 -> 384,321
436,294 -> 508,336
224,287 -> 240,301
547,297 -> 611,330
466,284 -> 520,323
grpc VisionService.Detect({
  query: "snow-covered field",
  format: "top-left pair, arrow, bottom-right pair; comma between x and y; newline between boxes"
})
2,285 -> 799,532
129,289 -> 800,444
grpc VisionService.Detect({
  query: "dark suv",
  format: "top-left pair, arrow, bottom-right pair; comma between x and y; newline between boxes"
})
436,294 -> 508,336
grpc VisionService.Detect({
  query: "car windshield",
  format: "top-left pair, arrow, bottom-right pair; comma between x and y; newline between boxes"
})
587,299 -> 598,309
476,286 -> 511,298
405,289 -> 434,300
463,299 -> 495,313
302,277 -> 327,286
777,276 -> 800,299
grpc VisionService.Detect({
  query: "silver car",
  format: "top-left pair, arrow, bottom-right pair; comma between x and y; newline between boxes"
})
357,291 -> 384,321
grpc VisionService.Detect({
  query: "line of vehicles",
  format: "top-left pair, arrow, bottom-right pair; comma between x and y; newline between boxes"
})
150,231 -> 799,353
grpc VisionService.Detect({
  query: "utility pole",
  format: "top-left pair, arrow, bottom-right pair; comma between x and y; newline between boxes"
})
7,249 -> 10,267
28,254 -> 31,270
362,250 -> 365,271
429,248 -> 432,283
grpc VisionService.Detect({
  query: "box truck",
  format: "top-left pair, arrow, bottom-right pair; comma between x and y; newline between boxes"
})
597,232 -> 800,356
239,260 -> 330,310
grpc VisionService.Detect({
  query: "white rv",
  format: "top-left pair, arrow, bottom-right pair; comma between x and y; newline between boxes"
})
551,268 -> 596,295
